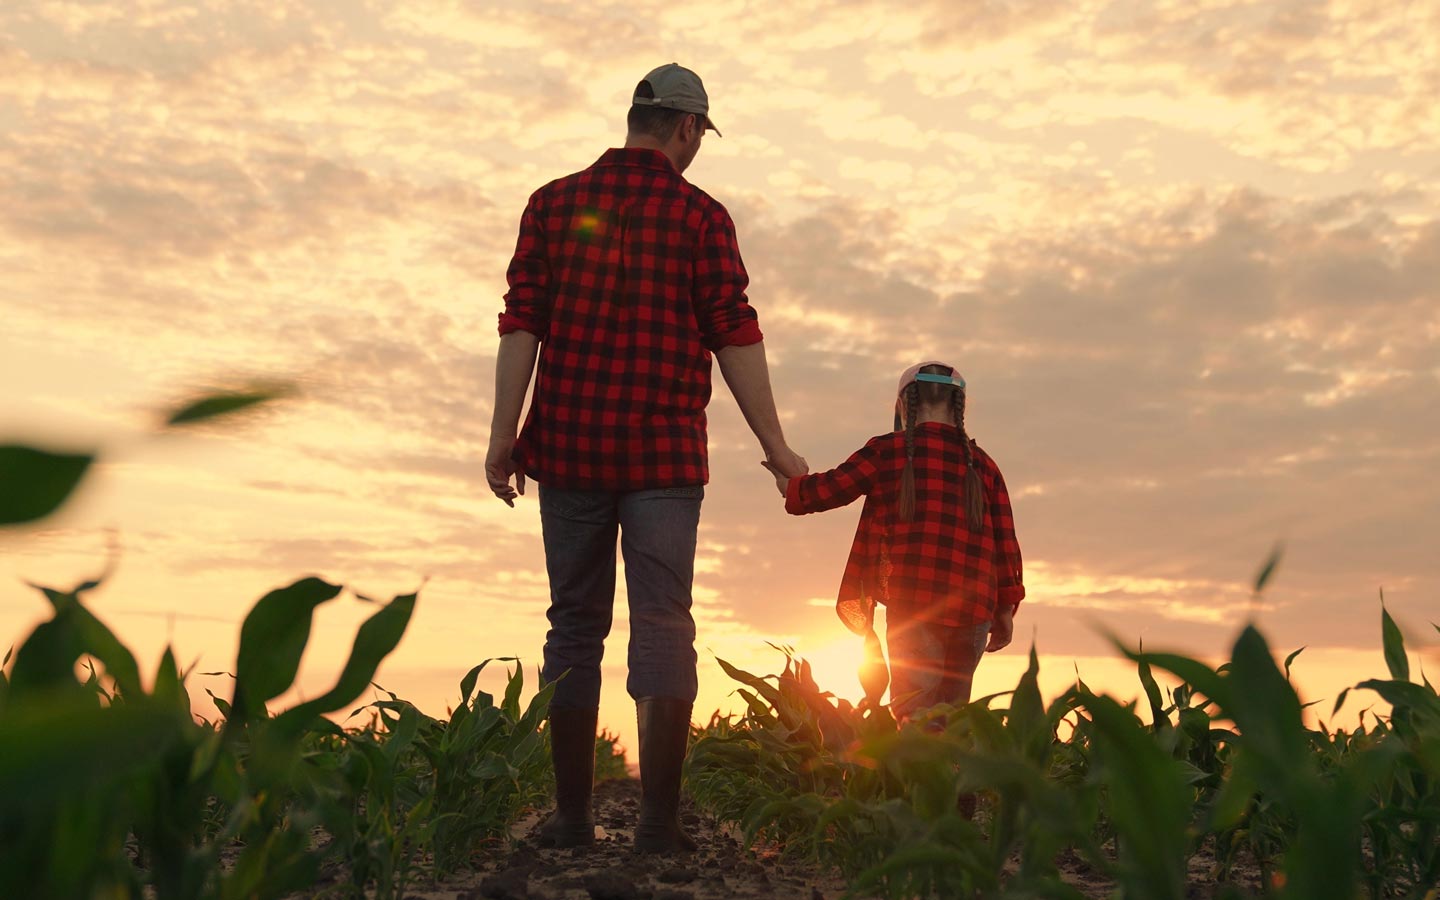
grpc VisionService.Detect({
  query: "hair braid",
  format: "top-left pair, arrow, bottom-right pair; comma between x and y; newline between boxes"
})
953,389 -> 985,532
898,384 -> 920,522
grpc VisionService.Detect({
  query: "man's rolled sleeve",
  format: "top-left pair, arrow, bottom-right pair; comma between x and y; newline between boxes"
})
693,206 -> 762,351
498,192 -> 552,338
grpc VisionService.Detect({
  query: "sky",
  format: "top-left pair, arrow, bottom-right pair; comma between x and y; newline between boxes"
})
2,0 -> 1438,758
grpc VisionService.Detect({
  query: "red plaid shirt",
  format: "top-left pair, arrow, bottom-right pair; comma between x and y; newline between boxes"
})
785,422 -> 1025,632
498,148 -> 763,489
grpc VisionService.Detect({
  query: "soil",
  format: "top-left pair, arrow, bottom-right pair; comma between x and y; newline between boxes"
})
400,778 -> 1263,900
404,778 -> 849,900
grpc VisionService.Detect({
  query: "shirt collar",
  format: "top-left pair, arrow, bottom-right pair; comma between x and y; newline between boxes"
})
593,147 -> 679,174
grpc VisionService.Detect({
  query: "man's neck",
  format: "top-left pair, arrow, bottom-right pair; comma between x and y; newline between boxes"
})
623,134 -> 681,172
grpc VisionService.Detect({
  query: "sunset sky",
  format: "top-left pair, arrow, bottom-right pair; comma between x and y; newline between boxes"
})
3,0 -> 1437,757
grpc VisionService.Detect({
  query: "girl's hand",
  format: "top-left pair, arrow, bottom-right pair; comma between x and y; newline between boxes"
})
759,460 -> 789,496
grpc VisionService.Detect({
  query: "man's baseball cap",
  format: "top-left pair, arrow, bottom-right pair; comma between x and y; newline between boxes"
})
897,361 -> 966,397
633,63 -> 722,136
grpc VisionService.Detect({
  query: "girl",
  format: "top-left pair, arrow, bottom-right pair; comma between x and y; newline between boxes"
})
764,362 -> 1025,722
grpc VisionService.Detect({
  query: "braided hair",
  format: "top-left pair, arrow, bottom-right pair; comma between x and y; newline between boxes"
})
898,384 -> 922,522
952,387 -> 985,531
897,365 -> 986,532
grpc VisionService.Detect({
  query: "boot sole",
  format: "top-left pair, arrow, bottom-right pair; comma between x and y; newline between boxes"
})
633,826 -> 697,854
536,823 -> 596,848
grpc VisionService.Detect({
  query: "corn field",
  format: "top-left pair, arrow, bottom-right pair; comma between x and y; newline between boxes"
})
686,606 -> 1440,899
3,405 -> 1439,898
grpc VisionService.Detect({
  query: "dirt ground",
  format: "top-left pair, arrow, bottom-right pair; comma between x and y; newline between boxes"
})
402,778 -> 1259,900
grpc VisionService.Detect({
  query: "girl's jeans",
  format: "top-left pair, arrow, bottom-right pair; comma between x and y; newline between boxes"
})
886,614 -> 990,723
538,483 -> 703,710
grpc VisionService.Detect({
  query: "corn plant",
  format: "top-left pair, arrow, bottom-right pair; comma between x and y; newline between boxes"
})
689,604 -> 1440,899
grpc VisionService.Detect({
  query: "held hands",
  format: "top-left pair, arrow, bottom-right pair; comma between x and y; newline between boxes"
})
986,605 -> 1015,652
759,460 -> 788,495
485,434 -> 525,507
759,445 -> 807,496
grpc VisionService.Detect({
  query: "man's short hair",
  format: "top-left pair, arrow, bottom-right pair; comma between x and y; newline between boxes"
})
628,80 -> 691,140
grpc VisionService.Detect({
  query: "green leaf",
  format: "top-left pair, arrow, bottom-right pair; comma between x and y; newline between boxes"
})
231,577 -> 343,721
273,590 -> 416,734
1009,643 -> 1051,763
502,661 -> 523,720
1379,596 -> 1409,683
163,385 -> 292,427
1283,646 -> 1306,682
715,656 -> 787,713
459,661 -> 491,706
1355,679 -> 1440,719
1136,639 -> 1170,732
0,445 -> 95,527
1114,639 -> 1232,715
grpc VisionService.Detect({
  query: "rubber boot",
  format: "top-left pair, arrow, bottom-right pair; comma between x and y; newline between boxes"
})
633,697 -> 697,854
536,707 -> 598,848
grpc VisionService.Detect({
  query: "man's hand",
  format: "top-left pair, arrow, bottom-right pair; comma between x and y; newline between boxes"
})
986,605 -> 1015,652
485,434 -> 525,507
765,445 -> 808,479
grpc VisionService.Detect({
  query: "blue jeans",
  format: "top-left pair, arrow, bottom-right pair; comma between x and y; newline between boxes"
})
538,483 -> 704,710
886,615 -> 990,723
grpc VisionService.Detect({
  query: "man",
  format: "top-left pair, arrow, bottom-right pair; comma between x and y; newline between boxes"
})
485,62 -> 807,853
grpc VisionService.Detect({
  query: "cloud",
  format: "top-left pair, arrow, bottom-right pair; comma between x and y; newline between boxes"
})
2,0 -> 1435,729
697,183 -> 1440,651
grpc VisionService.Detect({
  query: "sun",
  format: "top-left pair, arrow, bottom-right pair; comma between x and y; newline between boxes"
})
791,630 -> 875,707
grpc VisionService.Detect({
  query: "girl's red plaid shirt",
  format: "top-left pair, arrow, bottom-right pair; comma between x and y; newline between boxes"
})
499,147 -> 763,490
784,422 -> 1026,632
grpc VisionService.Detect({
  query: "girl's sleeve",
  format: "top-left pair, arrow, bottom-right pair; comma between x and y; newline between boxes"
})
785,437 -> 886,515
988,461 -> 1026,611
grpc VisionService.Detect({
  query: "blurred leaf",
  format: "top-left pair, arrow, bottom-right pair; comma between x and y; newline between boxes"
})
52,581 -> 143,700
6,616 -> 88,702
1379,597 -> 1409,683
1253,542 -> 1284,594
0,701 -> 181,807
1227,626 -> 1308,779
0,445 -> 95,527
1078,691 -> 1191,900
230,577 -> 343,721
153,646 -> 187,713
163,384 -> 292,427
1207,763 -> 1257,831
1331,687 -> 1351,718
